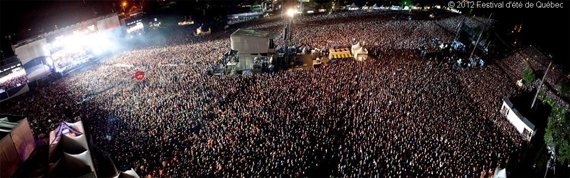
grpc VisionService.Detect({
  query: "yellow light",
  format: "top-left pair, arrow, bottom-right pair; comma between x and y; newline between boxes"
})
122,2 -> 127,6
286,9 -> 298,17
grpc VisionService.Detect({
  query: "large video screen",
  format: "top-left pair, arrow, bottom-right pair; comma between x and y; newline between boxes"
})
126,19 -> 144,36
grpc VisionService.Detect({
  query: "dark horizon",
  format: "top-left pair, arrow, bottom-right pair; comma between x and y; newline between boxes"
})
468,1 -> 570,69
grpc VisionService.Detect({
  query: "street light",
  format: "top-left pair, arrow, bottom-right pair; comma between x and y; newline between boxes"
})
286,9 -> 298,18
122,2 -> 127,13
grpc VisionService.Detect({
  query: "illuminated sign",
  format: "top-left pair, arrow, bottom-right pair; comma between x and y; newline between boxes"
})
127,22 -> 144,34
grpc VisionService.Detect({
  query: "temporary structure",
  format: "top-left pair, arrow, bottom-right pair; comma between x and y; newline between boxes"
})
0,117 -> 35,177
351,42 -> 369,61
48,121 -> 96,177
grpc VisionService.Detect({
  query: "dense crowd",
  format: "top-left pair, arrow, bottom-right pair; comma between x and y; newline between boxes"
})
494,47 -> 570,109
0,72 -> 28,92
249,11 -> 459,50
0,12 -> 534,177
436,15 -> 494,33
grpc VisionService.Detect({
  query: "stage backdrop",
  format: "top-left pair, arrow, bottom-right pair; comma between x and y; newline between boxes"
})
14,39 -> 51,66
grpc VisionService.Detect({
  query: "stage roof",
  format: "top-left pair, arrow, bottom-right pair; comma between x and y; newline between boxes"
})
231,29 -> 276,38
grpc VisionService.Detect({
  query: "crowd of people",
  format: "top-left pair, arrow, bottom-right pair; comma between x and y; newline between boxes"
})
0,69 -> 28,93
493,47 -> 570,109
248,11 -> 461,51
0,11 -> 538,177
436,15 -> 494,33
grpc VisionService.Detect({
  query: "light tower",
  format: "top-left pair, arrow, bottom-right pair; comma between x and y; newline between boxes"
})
282,8 -> 298,68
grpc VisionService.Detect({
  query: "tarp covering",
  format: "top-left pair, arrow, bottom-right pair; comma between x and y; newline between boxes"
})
48,157 -> 62,175
0,117 -> 21,138
64,121 -> 85,133
121,168 -> 141,178
0,117 -> 35,177
65,151 -> 96,173
351,43 -> 361,53
49,150 -> 95,177
49,121 -> 85,163
49,121 -> 96,177
9,119 -> 35,162
351,42 -> 369,61
60,133 -> 89,154
0,135 -> 21,177
48,130 -> 62,163
49,121 -> 84,146
230,29 -> 273,54
97,153 -> 121,178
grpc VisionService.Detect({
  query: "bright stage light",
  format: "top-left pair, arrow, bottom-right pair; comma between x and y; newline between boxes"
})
86,32 -> 115,55
64,35 -> 84,52
46,57 -> 53,67
48,31 -> 116,63
286,9 -> 299,18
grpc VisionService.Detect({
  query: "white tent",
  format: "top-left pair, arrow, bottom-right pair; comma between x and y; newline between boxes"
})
64,151 -> 96,173
50,121 -> 85,145
100,154 -> 121,178
351,43 -> 362,54
493,167 -> 507,178
354,48 -> 369,61
501,99 -> 536,141
230,29 -> 275,71
49,150 -> 95,177
372,3 -> 380,10
60,133 -> 89,154
351,42 -> 369,61
121,168 -> 141,178
348,3 -> 359,10
49,121 -> 97,177
64,121 -> 85,133
49,121 -> 87,163
48,120 -> 138,178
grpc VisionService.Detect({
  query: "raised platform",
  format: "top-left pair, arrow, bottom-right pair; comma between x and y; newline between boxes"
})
26,65 -> 51,81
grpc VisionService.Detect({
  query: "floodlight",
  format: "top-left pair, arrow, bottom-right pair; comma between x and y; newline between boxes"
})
286,9 -> 298,18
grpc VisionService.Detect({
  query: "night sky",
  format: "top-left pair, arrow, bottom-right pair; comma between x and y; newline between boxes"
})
469,0 -> 570,68
1,0 -> 115,39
